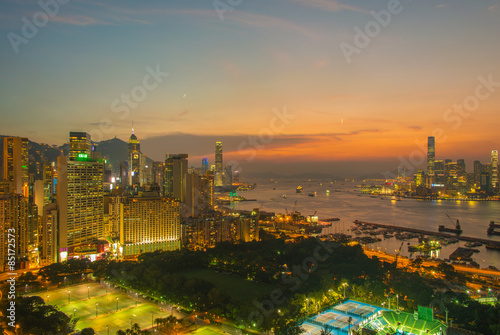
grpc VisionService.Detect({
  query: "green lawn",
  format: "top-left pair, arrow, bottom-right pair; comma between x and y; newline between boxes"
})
181,269 -> 277,302
31,282 -> 172,334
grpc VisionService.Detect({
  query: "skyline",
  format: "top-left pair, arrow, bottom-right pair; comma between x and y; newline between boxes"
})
1,0 -> 500,175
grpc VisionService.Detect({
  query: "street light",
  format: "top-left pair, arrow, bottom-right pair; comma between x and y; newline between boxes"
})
343,283 -> 347,299
96,303 -> 99,317
130,318 -> 133,329
67,290 -> 71,304
306,298 -> 309,313
136,293 -> 138,306
396,294 -> 399,311
46,295 -> 49,303
73,308 -> 76,318
88,286 -> 90,299
106,326 -> 109,335
116,297 -> 119,311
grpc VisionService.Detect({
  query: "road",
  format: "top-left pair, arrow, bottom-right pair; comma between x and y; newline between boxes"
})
363,247 -> 500,279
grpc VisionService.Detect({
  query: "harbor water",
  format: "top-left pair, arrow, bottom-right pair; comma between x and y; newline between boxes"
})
231,179 -> 500,268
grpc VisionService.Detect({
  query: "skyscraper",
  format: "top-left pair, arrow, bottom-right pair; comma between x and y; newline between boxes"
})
215,142 -> 223,172
215,142 -> 224,186
427,136 -> 435,177
0,194 -> 33,270
128,130 -> 142,187
57,149 -> 104,260
69,132 -> 92,160
202,157 -> 209,174
164,154 -> 188,202
491,150 -> 499,190
2,137 -> 29,196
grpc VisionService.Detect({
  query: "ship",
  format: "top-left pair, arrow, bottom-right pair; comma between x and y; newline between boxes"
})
281,194 -> 287,199
296,186 -> 303,194
487,227 -> 500,236
485,244 -> 500,250
308,192 -> 316,197
439,214 -> 462,234
489,221 -> 500,229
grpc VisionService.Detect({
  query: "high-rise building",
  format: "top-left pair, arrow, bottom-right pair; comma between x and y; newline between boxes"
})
474,160 -> 487,186
224,165 -> 233,186
164,154 -> 188,202
427,136 -> 435,177
0,194 -> 32,270
491,150 -> 498,190
202,157 -> 209,174
434,160 -> 445,185
119,197 -> 181,257
215,142 -> 224,187
40,203 -> 58,266
233,170 -> 240,185
128,130 -> 142,187
56,153 -> 104,259
215,142 -> 223,172
2,137 -> 29,196
457,159 -> 466,177
414,169 -> 425,187
69,132 -> 92,160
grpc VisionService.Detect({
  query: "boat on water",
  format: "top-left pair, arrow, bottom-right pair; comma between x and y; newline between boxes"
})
281,194 -> 287,199
489,221 -> 500,229
308,192 -> 316,197
439,214 -> 463,234
326,190 -> 330,196
438,224 -> 463,234
465,241 -> 482,248
324,217 -> 341,222
487,228 -> 500,236
296,186 -> 303,194
485,244 -> 500,250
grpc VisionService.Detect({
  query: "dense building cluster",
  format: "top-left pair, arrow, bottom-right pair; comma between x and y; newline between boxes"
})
414,136 -> 499,197
0,130 -> 251,270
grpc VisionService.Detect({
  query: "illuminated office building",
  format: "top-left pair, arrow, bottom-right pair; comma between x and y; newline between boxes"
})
202,157 -> 209,174
119,197 -> 181,256
215,142 -> 224,186
69,132 -> 92,160
427,136 -> 435,179
40,203 -> 58,266
57,151 -> 104,258
128,130 -> 142,187
491,150 -> 498,190
2,137 -> 29,196
0,194 -> 32,270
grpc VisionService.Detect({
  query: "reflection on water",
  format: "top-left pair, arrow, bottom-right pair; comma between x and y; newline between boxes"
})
232,179 -> 500,268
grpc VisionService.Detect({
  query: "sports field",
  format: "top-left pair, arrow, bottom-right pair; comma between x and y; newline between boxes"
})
32,282 -> 172,334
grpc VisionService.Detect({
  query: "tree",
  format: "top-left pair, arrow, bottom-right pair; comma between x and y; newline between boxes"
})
80,328 -> 96,335
320,325 -> 332,335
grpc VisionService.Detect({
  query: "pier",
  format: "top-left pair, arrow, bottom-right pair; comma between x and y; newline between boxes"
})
354,220 -> 500,247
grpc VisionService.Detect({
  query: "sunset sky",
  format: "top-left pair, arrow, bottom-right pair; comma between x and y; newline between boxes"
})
1,0 -> 499,175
